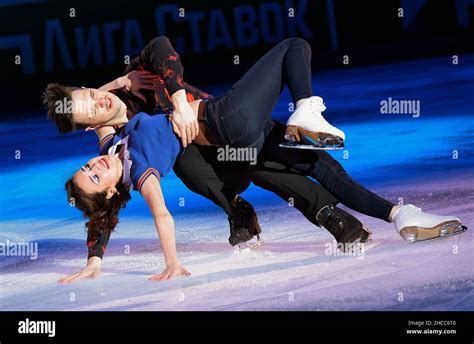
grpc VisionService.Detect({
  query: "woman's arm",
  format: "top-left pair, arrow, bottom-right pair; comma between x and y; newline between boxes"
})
58,256 -> 102,284
140,174 -> 191,280
57,229 -> 112,284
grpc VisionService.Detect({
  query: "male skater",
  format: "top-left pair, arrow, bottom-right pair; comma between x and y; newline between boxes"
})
43,37 -> 370,269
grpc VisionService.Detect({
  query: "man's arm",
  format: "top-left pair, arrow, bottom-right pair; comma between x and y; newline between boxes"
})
136,36 -> 199,146
98,76 -> 127,92
170,89 -> 199,147
99,70 -> 161,103
156,37 -> 200,146
138,36 -> 185,97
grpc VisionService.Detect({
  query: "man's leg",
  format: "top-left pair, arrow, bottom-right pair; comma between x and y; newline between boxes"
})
259,130 -> 467,243
250,161 -> 338,225
259,123 -> 395,222
250,160 -> 372,243
174,143 -> 265,247
173,144 -> 239,215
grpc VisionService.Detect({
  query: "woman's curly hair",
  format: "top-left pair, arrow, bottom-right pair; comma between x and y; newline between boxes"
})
65,178 -> 131,238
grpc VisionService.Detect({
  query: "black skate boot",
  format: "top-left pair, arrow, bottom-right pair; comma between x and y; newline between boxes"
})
228,196 -> 262,250
316,205 -> 371,244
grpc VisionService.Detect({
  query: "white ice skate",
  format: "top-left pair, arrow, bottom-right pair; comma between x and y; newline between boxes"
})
393,204 -> 467,243
280,96 -> 345,150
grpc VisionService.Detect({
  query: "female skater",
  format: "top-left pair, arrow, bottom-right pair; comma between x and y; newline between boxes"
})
63,38 -> 466,281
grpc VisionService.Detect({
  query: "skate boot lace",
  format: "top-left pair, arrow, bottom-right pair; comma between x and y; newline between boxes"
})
309,98 -> 337,131
406,204 -> 422,213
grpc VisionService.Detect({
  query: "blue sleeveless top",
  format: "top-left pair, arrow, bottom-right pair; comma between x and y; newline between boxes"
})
100,113 -> 183,192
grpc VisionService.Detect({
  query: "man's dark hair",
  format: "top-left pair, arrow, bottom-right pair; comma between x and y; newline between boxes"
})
42,83 -> 88,134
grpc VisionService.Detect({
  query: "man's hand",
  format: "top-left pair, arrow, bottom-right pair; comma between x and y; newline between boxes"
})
58,257 -> 102,285
171,101 -> 199,147
148,263 -> 191,281
120,70 -> 161,103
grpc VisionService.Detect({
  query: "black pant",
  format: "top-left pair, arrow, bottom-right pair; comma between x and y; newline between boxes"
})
173,142 -> 338,226
123,36 -> 339,227
205,38 -> 312,151
260,123 -> 395,221
205,38 -> 394,221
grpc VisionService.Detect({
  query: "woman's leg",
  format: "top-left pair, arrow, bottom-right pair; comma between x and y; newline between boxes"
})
205,38 -> 313,150
226,37 -> 313,113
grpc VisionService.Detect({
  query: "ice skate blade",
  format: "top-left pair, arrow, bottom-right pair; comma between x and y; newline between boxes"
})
283,125 -> 344,150
233,245 -> 250,254
301,134 -> 344,149
400,222 -> 467,243
279,142 -> 344,151
339,228 -> 372,247
248,236 -> 263,249
361,240 -> 381,251
358,226 -> 372,244
233,236 -> 263,253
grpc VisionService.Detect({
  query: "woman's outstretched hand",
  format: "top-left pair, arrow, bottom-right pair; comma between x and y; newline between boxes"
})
148,263 -> 191,281
58,257 -> 101,285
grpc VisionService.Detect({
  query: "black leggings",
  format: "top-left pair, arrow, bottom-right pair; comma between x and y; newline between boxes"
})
204,38 -> 394,221
204,38 -> 312,152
